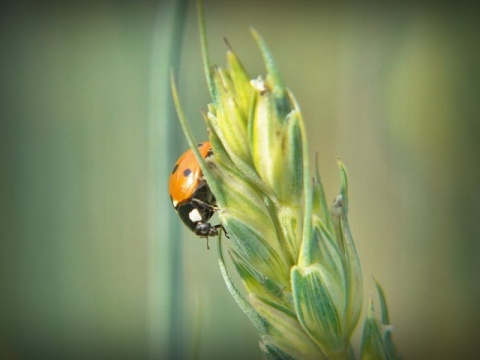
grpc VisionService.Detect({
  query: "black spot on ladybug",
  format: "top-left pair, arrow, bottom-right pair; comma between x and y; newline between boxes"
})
171,164 -> 179,174
206,149 -> 213,158
183,168 -> 192,177
197,143 -> 204,147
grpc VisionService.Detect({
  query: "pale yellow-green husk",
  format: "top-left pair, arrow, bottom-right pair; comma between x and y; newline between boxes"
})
169,2 -> 400,359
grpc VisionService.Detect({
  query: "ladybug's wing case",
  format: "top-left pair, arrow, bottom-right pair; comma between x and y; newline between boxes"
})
169,158 -> 202,207
168,142 -> 213,208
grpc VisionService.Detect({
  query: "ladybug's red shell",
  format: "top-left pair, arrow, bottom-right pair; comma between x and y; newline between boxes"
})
169,141 -> 212,208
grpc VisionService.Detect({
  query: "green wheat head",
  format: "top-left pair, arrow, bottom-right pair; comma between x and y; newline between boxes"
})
170,2 -> 399,359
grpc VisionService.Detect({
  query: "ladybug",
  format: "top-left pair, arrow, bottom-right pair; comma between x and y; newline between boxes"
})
169,141 -> 223,240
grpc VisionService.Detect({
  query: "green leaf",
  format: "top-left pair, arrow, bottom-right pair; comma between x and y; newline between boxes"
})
262,342 -> 297,360
251,295 -> 325,360
286,89 -> 313,268
373,278 -> 390,325
250,28 -> 288,116
217,235 -> 268,336
211,68 -> 252,167
312,155 -> 335,237
276,204 -> 302,268
374,279 -> 399,360
222,214 -> 290,286
196,0 -> 216,100
310,225 -> 346,291
226,49 -> 254,118
277,109 -> 304,204
291,265 -> 349,356
229,248 -> 289,306
360,300 -> 389,360
360,283 -> 399,360
332,161 -> 363,335
249,88 -> 284,194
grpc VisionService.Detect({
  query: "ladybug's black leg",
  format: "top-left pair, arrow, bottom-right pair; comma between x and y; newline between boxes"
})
222,226 -> 230,239
212,224 -> 229,239
190,198 -> 219,211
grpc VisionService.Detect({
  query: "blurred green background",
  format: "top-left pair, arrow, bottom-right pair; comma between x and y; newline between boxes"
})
1,0 -> 479,359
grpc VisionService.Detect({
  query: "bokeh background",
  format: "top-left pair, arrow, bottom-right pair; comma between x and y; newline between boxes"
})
1,0 -> 479,359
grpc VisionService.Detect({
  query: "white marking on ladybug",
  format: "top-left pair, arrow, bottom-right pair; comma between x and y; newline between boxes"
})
189,208 -> 202,223
172,199 -> 178,207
